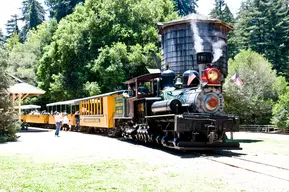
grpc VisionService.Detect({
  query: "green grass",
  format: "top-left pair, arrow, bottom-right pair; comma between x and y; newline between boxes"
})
236,137 -> 289,156
0,156 -> 243,192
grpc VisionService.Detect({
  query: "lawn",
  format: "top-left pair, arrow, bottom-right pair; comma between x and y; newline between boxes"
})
0,156 -> 241,192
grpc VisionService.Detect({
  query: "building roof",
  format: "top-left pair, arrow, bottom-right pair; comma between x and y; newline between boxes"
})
8,82 -> 46,97
14,105 -> 41,110
157,13 -> 233,33
123,73 -> 161,84
78,90 -> 125,101
46,90 -> 126,106
46,98 -> 82,107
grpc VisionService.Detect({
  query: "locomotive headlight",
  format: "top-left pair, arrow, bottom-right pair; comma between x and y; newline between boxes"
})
206,68 -> 220,82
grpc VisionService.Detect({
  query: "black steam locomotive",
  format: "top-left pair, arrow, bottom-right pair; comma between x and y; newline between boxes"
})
113,15 -> 241,150
113,51 -> 240,150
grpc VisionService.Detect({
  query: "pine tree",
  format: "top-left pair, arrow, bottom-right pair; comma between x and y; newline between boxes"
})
45,0 -> 84,22
209,0 -> 234,24
0,29 -> 5,46
209,1 -> 236,58
5,15 -> 20,38
234,0 -> 289,79
21,0 -> 45,41
263,0 -> 289,76
210,0 -> 226,20
0,47 -> 18,142
222,5 -> 234,24
173,0 -> 198,16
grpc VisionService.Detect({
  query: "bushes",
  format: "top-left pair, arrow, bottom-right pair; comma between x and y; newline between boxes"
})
271,91 -> 289,130
223,50 -> 287,124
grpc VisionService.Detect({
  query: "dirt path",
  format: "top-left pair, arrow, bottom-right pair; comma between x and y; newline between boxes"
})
1,128 -> 289,192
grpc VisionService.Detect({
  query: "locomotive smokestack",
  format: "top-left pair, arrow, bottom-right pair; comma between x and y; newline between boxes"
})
197,52 -> 213,80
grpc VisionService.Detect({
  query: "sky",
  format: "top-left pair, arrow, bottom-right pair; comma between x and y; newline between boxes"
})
0,0 -> 45,33
0,0 -> 243,34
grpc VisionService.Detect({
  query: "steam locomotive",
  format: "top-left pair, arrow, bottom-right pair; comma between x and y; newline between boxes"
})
113,52 -> 240,150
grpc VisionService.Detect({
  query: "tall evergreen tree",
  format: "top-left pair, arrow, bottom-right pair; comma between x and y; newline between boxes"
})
209,1 -> 236,58
234,0 -> 289,79
45,0 -> 84,22
210,0 -> 226,20
0,29 -> 5,46
0,47 -> 18,142
21,0 -> 45,41
209,0 -> 234,24
173,0 -> 198,16
5,15 -> 20,38
222,5 -> 234,24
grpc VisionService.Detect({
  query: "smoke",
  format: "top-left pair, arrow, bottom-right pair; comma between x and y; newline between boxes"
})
212,39 -> 226,63
189,14 -> 226,63
190,20 -> 203,53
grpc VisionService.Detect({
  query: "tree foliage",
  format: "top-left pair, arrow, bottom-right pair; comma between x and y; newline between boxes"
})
0,48 -> 18,142
6,32 -> 20,51
271,91 -> 289,129
6,19 -> 58,88
223,50 -> 287,124
5,14 -> 20,38
0,29 -> 6,47
172,0 -> 198,16
209,0 -> 234,24
37,0 -> 178,101
20,0 -> 46,41
234,0 -> 289,80
45,0 -> 84,22
209,0 -> 236,58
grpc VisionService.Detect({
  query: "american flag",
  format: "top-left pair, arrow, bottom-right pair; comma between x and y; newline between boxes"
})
187,73 -> 196,86
231,73 -> 243,86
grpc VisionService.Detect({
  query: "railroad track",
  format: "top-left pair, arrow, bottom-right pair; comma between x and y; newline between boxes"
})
198,151 -> 289,182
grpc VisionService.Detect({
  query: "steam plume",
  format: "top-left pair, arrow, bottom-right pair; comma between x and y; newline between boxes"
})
190,20 -> 203,53
212,39 -> 225,63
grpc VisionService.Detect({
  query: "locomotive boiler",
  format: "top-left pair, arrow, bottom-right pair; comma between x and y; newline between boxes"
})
113,14 -> 241,150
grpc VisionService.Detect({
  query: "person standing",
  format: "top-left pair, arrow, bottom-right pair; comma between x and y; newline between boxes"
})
62,114 -> 70,131
54,112 -> 62,137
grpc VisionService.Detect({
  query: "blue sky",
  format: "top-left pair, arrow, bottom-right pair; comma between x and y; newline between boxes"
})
0,0 -> 243,34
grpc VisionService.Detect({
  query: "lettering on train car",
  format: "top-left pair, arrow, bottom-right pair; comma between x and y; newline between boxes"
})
82,117 -> 101,123
115,96 -> 124,115
31,115 -> 40,118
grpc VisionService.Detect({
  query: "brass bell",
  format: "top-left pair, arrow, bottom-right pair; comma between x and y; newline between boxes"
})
174,77 -> 183,89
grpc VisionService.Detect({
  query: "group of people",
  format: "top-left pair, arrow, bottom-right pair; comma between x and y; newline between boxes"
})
54,111 -> 80,137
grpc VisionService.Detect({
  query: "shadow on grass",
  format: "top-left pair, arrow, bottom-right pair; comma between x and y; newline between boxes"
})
115,138 -> 246,159
20,127 -> 246,159
19,127 -> 50,133
0,136 -> 17,144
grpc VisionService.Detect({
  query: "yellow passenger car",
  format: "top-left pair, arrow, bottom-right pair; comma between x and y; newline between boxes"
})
14,105 -> 49,127
25,114 -> 49,125
78,91 -> 124,128
46,99 -> 80,128
14,105 -> 41,122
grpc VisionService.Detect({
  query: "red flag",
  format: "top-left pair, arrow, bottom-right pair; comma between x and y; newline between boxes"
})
187,73 -> 196,86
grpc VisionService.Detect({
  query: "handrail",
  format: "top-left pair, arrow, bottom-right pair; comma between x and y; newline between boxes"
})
239,125 -> 289,133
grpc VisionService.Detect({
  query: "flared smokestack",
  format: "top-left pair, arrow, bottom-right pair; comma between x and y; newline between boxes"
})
197,52 -> 213,77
